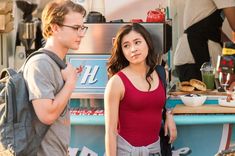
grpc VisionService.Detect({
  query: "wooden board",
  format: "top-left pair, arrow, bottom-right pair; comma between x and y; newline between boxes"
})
168,84 -> 227,96
168,90 -> 227,96
173,104 -> 235,114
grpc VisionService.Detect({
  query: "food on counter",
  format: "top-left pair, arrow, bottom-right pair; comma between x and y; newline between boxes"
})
226,93 -> 233,102
218,97 -> 235,107
179,81 -> 195,92
178,79 -> 207,92
179,85 -> 195,92
181,81 -> 191,86
226,91 -> 235,102
185,94 -> 201,97
189,79 -> 207,91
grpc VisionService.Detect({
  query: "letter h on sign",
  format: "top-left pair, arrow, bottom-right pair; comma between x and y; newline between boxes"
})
81,65 -> 99,84
66,54 -> 109,95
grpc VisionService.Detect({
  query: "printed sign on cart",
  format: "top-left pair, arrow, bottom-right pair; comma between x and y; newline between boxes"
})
66,54 -> 110,95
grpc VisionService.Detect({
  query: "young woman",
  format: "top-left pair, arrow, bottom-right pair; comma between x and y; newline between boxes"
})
104,23 -> 177,156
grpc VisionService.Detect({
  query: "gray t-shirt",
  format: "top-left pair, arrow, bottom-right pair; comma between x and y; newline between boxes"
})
23,54 -> 70,156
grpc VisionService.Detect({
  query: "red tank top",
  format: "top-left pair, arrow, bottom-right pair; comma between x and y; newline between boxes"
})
117,71 -> 166,146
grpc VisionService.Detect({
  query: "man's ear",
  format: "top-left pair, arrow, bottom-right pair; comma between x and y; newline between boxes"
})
50,23 -> 60,33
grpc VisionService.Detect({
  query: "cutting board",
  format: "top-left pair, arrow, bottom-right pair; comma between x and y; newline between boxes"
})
168,84 -> 227,96
168,90 -> 227,96
173,104 -> 235,114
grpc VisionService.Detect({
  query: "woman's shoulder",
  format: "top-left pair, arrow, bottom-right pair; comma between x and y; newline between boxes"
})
105,73 -> 125,97
110,69 -> 127,85
107,73 -> 123,87
107,68 -> 129,86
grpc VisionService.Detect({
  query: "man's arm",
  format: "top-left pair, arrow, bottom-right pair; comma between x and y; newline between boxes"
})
223,7 -> 235,31
33,63 -> 78,125
32,81 -> 75,125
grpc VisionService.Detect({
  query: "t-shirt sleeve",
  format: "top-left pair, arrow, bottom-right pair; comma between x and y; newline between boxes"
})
213,0 -> 235,9
25,59 -> 56,101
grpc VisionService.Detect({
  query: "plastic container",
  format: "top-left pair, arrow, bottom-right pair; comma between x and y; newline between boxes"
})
200,62 -> 215,90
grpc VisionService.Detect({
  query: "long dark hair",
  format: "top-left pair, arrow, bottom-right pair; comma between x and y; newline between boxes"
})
107,23 -> 158,90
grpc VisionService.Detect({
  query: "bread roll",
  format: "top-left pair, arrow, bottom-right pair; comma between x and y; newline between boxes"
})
189,79 -> 207,91
179,85 -> 195,92
179,81 -> 195,92
180,81 -> 190,86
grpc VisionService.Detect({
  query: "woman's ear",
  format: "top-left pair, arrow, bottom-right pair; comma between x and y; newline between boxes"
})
112,37 -> 116,45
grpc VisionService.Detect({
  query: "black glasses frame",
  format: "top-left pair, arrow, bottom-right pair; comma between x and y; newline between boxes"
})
60,24 -> 88,34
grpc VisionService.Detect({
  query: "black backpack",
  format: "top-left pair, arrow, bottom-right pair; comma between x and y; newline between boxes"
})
0,49 -> 66,156
155,65 -> 172,156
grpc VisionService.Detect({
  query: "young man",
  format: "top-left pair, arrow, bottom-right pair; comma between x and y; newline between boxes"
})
23,0 -> 87,155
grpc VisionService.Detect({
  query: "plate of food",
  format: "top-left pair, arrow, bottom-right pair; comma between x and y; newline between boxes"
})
218,96 -> 235,107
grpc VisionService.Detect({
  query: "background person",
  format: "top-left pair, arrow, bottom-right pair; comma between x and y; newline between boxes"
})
104,23 -> 177,156
174,0 -> 235,82
23,0 -> 87,155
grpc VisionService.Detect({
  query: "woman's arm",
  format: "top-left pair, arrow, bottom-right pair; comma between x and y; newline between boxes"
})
164,112 -> 177,143
104,75 -> 124,156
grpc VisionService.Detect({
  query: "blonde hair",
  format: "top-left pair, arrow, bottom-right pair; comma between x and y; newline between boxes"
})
41,0 -> 86,39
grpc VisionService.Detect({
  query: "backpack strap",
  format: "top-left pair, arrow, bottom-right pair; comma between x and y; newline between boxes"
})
21,48 -> 67,71
1,49 -> 67,78
155,65 -> 167,121
155,65 -> 167,89
0,68 -> 17,80
38,49 -> 67,69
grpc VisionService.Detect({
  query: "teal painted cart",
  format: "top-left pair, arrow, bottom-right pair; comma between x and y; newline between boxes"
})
69,97 -> 235,156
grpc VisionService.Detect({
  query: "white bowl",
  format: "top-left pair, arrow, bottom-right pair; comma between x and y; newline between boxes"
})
180,94 -> 207,107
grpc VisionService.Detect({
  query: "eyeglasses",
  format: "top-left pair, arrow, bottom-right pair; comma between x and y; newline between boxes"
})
60,24 -> 88,34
